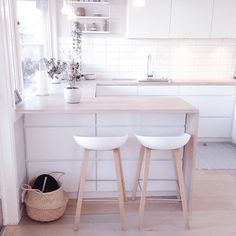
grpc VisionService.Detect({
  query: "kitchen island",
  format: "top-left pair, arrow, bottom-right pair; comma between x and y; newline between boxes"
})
16,93 -> 198,208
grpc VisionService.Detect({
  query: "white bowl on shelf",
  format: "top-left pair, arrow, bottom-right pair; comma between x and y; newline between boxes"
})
84,74 -> 96,80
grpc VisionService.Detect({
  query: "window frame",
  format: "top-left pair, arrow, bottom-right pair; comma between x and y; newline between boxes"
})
16,0 -> 58,98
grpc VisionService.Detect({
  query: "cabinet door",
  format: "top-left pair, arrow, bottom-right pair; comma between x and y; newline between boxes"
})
170,0 -> 213,38
181,96 -> 235,117
198,118 -> 232,138
127,0 -> 172,38
211,0 -> 236,38
138,85 -> 179,96
26,127 -> 95,161
96,85 -> 137,96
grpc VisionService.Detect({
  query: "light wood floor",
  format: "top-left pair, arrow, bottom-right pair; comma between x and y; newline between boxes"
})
4,170 -> 236,236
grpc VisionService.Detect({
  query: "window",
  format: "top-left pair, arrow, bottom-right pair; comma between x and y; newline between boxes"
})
17,0 -> 50,95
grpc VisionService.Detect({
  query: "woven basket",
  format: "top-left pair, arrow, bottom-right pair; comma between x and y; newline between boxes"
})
22,172 -> 69,222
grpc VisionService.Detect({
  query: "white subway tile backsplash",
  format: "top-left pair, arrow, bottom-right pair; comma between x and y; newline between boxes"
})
59,36 -> 236,80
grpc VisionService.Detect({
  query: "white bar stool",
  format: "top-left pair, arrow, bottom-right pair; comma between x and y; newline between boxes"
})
73,135 -> 128,231
132,133 -> 191,229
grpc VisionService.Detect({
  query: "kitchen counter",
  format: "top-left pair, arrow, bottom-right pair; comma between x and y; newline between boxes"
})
16,95 -> 198,114
16,88 -> 198,209
96,78 -> 236,86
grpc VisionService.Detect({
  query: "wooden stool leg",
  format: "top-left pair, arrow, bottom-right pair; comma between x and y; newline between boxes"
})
173,155 -> 181,199
139,148 -> 151,229
117,149 -> 127,201
113,148 -> 126,230
74,149 -> 89,231
172,149 -> 190,229
132,145 -> 145,200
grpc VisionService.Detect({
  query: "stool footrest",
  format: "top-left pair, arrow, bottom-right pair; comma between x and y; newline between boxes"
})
138,178 -> 177,182
146,197 -> 181,202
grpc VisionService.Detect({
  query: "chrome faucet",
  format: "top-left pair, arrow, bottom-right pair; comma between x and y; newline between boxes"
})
147,54 -> 153,80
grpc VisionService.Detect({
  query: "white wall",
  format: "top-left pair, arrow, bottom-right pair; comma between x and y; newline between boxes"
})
57,0 -> 236,81
0,0 -> 25,225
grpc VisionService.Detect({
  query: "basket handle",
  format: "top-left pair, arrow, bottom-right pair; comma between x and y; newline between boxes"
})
48,171 -> 65,182
21,184 -> 42,203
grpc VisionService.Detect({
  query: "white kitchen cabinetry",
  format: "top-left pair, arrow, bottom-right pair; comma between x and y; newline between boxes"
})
211,0 -> 236,38
97,84 -> 236,140
25,114 -> 96,193
96,85 -> 137,96
96,113 -> 185,192
126,0 -> 172,38
179,86 -> 235,139
170,0 -> 213,38
127,0 -> 236,39
138,85 -> 179,96
25,127 -> 95,161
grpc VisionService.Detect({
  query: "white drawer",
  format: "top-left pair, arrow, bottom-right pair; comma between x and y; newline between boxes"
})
27,161 -> 96,192
138,85 -> 179,96
25,114 -> 95,127
182,96 -> 235,117
97,160 -> 134,191
139,113 -> 185,126
97,112 -> 185,126
96,160 -> 176,192
179,86 -> 235,96
26,127 -> 95,161
96,85 -> 138,96
198,117 -> 232,138
97,112 -> 140,126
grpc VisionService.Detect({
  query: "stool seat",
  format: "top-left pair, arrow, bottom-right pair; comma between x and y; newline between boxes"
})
74,135 -> 128,151
133,133 -> 191,229
73,134 -> 128,231
135,133 -> 190,150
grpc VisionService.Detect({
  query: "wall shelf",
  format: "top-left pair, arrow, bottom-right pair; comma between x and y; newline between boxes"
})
70,0 -> 110,33
71,1 -> 110,5
75,16 -> 109,19
82,30 -> 110,34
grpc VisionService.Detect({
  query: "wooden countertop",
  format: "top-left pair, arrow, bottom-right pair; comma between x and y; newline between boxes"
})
16,95 -> 198,114
97,79 -> 236,86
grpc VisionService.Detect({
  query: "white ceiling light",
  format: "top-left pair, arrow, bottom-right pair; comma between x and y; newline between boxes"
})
132,0 -> 146,7
61,0 -> 76,20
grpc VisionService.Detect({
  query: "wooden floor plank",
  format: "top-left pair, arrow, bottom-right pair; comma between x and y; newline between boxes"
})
4,170 -> 236,236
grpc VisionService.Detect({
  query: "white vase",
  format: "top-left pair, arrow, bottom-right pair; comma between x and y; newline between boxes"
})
36,70 -> 49,96
51,74 -> 62,84
64,87 -> 81,104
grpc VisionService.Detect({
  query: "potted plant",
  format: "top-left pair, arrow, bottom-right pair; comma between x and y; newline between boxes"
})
64,60 -> 81,104
43,58 -> 67,84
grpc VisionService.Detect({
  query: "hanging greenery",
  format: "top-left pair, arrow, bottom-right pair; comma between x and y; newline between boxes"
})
71,22 -> 82,78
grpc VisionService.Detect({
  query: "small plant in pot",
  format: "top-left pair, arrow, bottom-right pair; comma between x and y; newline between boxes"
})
43,58 -> 67,84
64,60 -> 81,104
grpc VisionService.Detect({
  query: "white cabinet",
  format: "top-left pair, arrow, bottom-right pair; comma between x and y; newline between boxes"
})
181,96 -> 235,117
96,85 -> 137,96
170,0 -> 213,38
138,85 -> 179,96
198,118 -> 232,138
126,0 -> 172,38
211,0 -> 236,38
179,85 -> 235,139
25,127 -> 95,161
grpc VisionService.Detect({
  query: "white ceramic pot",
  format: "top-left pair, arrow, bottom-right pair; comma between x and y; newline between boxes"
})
64,87 -> 81,104
51,74 -> 62,84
